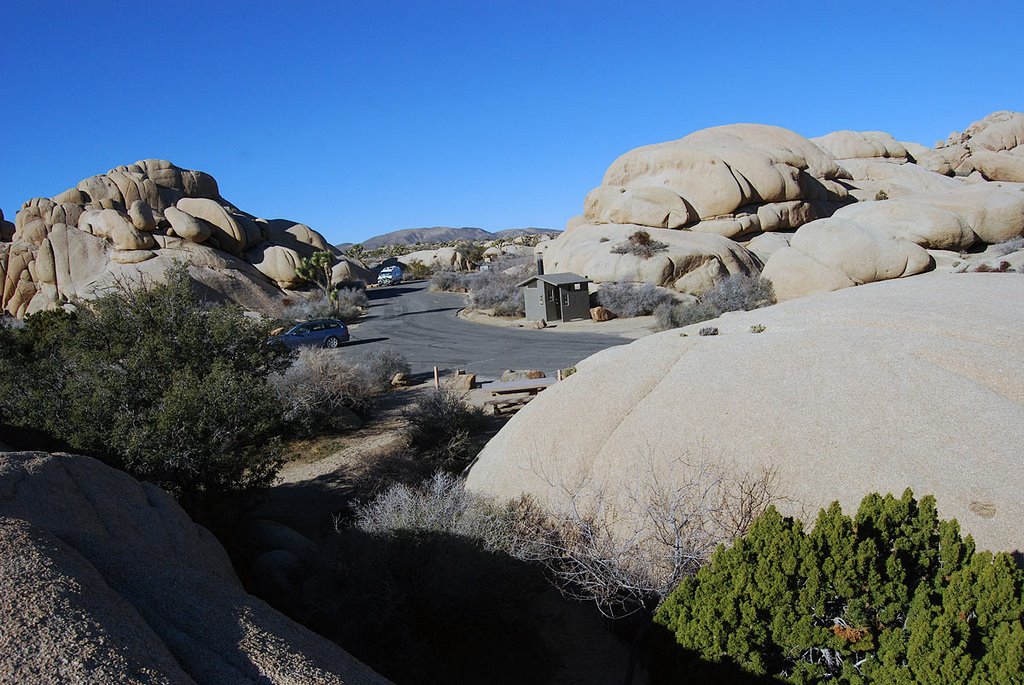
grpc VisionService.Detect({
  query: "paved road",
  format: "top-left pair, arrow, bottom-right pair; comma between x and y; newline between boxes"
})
343,281 -> 629,379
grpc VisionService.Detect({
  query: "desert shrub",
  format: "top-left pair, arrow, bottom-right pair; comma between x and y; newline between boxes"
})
282,287 -> 367,323
361,347 -> 411,390
652,490 -> 1024,684
404,386 -> 488,471
749,324 -> 766,333
271,347 -> 410,434
356,471 -> 490,537
698,326 -> 718,336
430,269 -> 471,293
655,274 -> 775,330
466,259 -> 535,317
0,265 -> 289,515
597,281 -> 676,318
991,236 -> 1024,256
611,229 -> 668,259
874,189 -> 890,201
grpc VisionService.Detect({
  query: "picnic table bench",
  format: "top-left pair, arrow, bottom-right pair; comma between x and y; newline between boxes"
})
481,377 -> 556,414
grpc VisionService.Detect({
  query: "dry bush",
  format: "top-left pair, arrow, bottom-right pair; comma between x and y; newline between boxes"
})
271,347 -> 409,434
467,259 -> 535,317
655,274 -> 775,330
353,456 -> 780,621
510,458 -> 781,618
404,386 -> 488,471
611,230 -> 668,260
991,236 -> 1024,256
596,281 -> 676,318
282,288 -> 367,323
429,269 -> 471,293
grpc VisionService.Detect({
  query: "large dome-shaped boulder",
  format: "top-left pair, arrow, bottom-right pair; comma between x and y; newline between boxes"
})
586,123 -> 849,239
0,451 -> 390,684
466,273 -> 1024,555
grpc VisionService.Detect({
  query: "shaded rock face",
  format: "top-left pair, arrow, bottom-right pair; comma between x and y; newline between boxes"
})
1,160 -> 372,317
0,451 -> 390,685
541,113 -> 1024,302
467,274 -> 1024,556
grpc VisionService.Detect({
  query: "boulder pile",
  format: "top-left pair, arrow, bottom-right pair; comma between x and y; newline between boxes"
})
541,112 -> 1024,301
0,451 -> 390,683
0,160 -> 374,317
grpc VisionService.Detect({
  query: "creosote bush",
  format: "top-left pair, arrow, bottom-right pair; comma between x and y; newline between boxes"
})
655,274 -> 775,330
653,490 -> 1024,684
611,229 -> 669,259
596,281 -> 676,318
0,265 -> 289,515
404,386 -> 489,471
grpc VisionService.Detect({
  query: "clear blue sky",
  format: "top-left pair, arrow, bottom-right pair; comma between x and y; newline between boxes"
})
2,1 -> 1021,244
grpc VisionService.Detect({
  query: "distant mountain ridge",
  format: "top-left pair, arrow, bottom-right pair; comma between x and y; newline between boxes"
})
346,226 -> 560,250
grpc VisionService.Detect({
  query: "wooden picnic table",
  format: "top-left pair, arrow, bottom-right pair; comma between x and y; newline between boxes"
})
484,377 -> 556,397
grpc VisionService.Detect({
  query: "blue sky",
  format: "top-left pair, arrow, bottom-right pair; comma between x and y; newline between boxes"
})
2,1 -> 1021,244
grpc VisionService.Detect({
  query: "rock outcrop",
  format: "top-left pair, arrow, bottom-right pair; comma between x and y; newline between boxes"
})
539,113 -> 1024,303
0,451 -> 390,684
938,111 -> 1024,182
1,160 -> 373,317
467,273 -> 1024,555
400,246 -> 473,271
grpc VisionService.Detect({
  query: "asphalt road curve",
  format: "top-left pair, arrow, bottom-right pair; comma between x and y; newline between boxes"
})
344,281 -> 629,379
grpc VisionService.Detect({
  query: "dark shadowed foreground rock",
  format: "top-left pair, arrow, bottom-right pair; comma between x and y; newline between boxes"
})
0,451 -> 390,685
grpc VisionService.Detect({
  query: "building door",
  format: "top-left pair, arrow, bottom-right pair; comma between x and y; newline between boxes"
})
548,285 -> 561,320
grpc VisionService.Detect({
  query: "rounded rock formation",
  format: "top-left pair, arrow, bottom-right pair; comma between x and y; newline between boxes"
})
467,273 -> 1024,555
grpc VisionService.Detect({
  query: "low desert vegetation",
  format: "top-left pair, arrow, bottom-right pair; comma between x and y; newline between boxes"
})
468,260 -> 534,316
431,258 -> 535,317
429,268 -> 471,293
611,229 -> 669,259
652,490 -> 1024,684
271,347 -> 410,435
596,281 -> 676,318
991,236 -> 1024,256
0,265 -> 290,516
282,287 -> 367,323
655,273 -> 776,330
404,260 -> 436,279
403,386 -> 489,471
0,265 -> 405,518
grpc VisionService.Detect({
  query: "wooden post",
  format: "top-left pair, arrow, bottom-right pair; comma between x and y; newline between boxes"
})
433,366 -> 440,389
557,368 -> 563,382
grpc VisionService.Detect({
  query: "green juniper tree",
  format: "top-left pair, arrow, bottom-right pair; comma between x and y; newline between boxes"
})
652,490 -> 1024,684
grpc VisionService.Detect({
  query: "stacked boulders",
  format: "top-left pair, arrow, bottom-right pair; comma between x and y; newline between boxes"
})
0,160 -> 373,317
539,113 -> 1024,302
400,246 -> 473,271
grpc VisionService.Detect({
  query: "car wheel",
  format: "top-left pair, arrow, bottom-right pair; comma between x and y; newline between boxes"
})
324,336 -> 340,349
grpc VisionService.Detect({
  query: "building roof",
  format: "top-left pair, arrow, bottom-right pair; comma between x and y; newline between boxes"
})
516,272 -> 591,288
